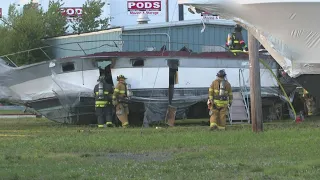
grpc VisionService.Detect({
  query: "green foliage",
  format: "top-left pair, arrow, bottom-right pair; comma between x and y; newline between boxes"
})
9,3 -> 47,65
44,0 -> 69,38
0,1 -> 67,66
71,0 -> 109,34
0,0 -> 108,66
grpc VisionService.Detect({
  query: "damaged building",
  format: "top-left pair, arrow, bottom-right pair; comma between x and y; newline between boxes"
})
0,19 -> 291,126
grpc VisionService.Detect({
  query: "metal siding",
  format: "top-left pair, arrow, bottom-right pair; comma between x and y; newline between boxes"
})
204,26 -> 211,48
47,24 -> 248,58
122,27 -> 170,51
188,26 -> 194,51
45,30 -> 122,59
121,24 -> 239,52
193,26 -> 200,52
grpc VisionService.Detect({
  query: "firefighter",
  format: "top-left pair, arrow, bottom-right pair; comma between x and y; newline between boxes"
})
208,69 -> 233,130
94,76 -> 114,128
226,24 -> 248,53
303,89 -> 315,116
112,75 -> 130,128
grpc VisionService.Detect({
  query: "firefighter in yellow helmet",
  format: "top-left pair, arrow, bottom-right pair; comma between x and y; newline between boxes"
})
94,76 -> 114,128
208,69 -> 233,130
112,75 -> 130,128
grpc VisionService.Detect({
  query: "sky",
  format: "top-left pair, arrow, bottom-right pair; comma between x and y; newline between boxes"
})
0,0 -> 109,18
0,0 -> 207,27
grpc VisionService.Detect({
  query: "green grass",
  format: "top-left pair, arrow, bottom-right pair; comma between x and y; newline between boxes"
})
0,118 -> 320,180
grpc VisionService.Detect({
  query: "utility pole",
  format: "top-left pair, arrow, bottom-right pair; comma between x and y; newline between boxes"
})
165,0 -> 169,22
248,33 -> 263,132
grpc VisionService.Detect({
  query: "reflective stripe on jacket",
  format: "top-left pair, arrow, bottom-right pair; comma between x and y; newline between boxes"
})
208,78 -> 233,107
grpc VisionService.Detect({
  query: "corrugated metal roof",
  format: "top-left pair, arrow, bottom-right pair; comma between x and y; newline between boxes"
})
44,19 -> 236,40
123,19 -> 236,31
45,27 -> 123,40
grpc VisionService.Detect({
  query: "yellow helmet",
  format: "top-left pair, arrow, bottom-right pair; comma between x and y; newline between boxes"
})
117,75 -> 127,81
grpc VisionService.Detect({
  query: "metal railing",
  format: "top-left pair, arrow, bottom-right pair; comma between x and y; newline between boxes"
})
0,39 -> 231,68
238,68 -> 251,123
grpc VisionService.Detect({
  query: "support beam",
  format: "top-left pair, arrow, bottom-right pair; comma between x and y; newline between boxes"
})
178,4 -> 184,21
248,33 -> 263,132
165,0 -> 169,22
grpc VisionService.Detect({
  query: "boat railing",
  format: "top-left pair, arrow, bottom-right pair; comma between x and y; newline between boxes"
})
0,39 -> 232,68
238,68 -> 251,124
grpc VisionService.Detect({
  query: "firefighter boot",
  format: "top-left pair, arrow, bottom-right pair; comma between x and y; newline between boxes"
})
106,122 -> 113,127
209,122 -> 218,131
122,121 -> 129,128
217,107 -> 227,130
97,112 -> 105,128
105,112 -> 114,127
209,109 -> 219,131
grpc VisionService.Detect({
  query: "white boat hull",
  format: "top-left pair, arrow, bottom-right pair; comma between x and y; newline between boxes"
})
113,67 -> 278,89
1,52 -> 282,124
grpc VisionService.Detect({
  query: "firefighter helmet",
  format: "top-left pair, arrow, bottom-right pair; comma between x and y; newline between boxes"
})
235,24 -> 242,32
117,75 -> 127,81
217,69 -> 226,77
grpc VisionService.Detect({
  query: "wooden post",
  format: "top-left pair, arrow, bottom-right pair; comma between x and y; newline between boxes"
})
248,33 -> 263,132
165,0 -> 169,22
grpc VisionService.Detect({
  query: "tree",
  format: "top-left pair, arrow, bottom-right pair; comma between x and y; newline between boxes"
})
0,4 -> 18,57
72,0 -> 109,34
6,4 -> 20,25
0,26 -> 13,57
0,0 -> 68,66
0,0 -> 109,66
8,2 -> 47,65
44,0 -> 68,38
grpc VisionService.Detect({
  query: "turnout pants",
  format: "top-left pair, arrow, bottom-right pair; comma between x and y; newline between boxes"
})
115,103 -> 129,127
305,97 -> 315,116
209,106 -> 228,130
96,106 -> 113,127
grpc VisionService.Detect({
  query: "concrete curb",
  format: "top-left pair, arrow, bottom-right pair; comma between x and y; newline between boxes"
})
0,114 -> 37,118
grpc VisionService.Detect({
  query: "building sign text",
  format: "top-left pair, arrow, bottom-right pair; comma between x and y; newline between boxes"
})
127,1 -> 161,15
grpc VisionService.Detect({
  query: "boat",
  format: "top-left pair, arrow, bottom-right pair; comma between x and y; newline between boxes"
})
178,0 -> 320,98
0,48 -> 284,125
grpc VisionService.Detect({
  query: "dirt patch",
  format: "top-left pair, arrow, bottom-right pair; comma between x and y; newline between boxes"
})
106,152 -> 172,162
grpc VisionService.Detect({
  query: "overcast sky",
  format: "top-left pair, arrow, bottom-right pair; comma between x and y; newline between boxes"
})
0,0 -> 109,18
0,0 -> 207,27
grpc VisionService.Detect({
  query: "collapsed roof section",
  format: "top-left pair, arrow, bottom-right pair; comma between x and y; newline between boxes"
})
179,0 -> 320,78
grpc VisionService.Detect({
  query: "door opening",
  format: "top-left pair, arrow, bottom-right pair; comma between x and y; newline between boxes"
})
97,59 -> 114,86
167,59 -> 179,105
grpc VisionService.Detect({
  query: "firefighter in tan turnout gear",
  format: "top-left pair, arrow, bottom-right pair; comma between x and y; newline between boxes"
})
208,70 -> 233,130
303,89 -> 316,116
112,75 -> 130,128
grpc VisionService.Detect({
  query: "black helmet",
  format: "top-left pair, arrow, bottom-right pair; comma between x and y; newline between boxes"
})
235,24 -> 242,32
217,69 -> 226,77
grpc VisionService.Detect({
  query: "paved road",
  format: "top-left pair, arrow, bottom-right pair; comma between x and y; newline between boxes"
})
0,115 -> 36,119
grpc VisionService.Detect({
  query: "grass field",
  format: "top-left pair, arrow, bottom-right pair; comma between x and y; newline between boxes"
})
0,118 -> 320,180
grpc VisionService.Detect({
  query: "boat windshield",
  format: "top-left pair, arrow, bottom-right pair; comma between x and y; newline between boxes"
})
97,60 -> 112,69
0,57 -> 16,68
